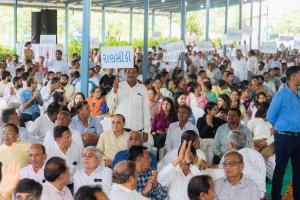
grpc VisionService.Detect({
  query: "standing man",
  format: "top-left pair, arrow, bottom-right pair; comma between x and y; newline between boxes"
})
107,65 -> 151,144
267,66 -> 300,200
45,50 -> 69,75
231,49 -> 247,82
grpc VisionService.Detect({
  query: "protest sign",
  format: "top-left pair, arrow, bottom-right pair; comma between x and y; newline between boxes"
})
101,46 -> 134,69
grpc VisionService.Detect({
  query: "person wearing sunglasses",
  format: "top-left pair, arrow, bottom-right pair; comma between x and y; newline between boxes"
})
215,151 -> 260,200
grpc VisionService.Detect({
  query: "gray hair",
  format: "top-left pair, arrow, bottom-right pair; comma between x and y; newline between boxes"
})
228,130 -> 246,150
129,131 -> 143,142
83,146 -> 103,159
112,160 -> 136,184
224,151 -> 244,164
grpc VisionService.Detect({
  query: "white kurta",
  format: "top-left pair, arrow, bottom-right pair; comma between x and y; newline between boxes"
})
20,164 -> 45,184
107,81 -> 151,133
108,183 -> 149,200
231,57 -> 248,81
46,142 -> 82,183
28,113 -> 55,144
41,181 -> 74,200
165,121 -> 198,152
158,163 -> 203,200
73,166 -> 112,194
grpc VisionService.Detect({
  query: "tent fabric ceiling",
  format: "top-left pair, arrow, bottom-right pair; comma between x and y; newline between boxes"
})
0,0 -> 256,12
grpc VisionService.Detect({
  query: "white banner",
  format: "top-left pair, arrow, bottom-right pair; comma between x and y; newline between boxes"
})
259,42 -> 277,54
163,52 -> 179,62
197,41 -> 214,51
226,28 -> 243,41
101,46 -> 134,69
279,35 -> 294,41
242,26 -> 253,36
166,41 -> 185,53
221,35 -> 233,45
152,32 -> 161,38
40,35 -> 56,46
293,40 -> 300,50
160,41 -> 169,49
90,38 -> 99,49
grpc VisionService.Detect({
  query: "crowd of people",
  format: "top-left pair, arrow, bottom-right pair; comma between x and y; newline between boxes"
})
0,41 -> 299,200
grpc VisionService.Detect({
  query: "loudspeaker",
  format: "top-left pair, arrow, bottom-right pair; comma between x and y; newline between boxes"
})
31,12 -> 41,44
41,9 -> 57,39
31,9 -> 57,44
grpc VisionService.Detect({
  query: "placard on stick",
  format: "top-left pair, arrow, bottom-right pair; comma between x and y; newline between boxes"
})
101,46 -> 134,69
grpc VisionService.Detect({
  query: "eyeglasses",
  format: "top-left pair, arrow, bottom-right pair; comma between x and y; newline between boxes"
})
15,195 -> 34,200
221,161 -> 242,168
3,131 -> 17,135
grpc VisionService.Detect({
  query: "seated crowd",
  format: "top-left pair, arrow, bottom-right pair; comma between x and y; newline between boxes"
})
0,43 -> 299,200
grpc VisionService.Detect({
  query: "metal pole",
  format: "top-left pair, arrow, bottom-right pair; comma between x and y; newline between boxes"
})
169,11 -> 172,39
129,7 -> 133,45
142,0 -> 149,81
13,0 -> 17,51
81,0 -> 91,97
258,0 -> 262,47
180,0 -> 186,69
205,0 -> 210,62
239,0 -> 242,30
249,0 -> 253,49
101,6 -> 105,44
152,9 -> 155,44
64,2 -> 69,61
223,0 -> 229,56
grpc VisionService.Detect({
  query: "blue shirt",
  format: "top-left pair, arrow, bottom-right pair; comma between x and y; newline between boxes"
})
20,89 -> 42,115
267,85 -> 300,132
112,150 -> 157,170
136,170 -> 167,200
70,115 -> 103,136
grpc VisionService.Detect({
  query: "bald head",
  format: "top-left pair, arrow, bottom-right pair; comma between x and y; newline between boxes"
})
29,144 -> 46,154
29,144 -> 47,170
56,111 -> 71,126
112,160 -> 136,188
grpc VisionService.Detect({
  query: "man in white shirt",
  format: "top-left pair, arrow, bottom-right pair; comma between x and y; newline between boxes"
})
74,146 -> 112,194
97,114 -> 130,167
40,77 -> 62,111
20,144 -> 47,184
45,126 -> 82,183
158,140 -> 203,200
41,157 -> 74,200
109,160 -> 148,200
107,66 -> 151,142
60,74 -> 74,104
268,53 -> 282,74
44,111 -> 83,152
165,105 -> 198,152
28,102 -> 60,144
263,71 -> 276,95
226,131 -> 266,198
45,50 -> 69,75
231,49 -> 248,81
0,71 -> 12,97
215,151 -> 260,200
159,130 -> 206,171
3,76 -> 24,109
246,50 -> 259,76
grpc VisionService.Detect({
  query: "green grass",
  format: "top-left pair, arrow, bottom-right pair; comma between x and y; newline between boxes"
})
266,160 -> 292,196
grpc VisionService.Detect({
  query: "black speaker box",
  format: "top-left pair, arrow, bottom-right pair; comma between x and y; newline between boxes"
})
31,9 -> 57,44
